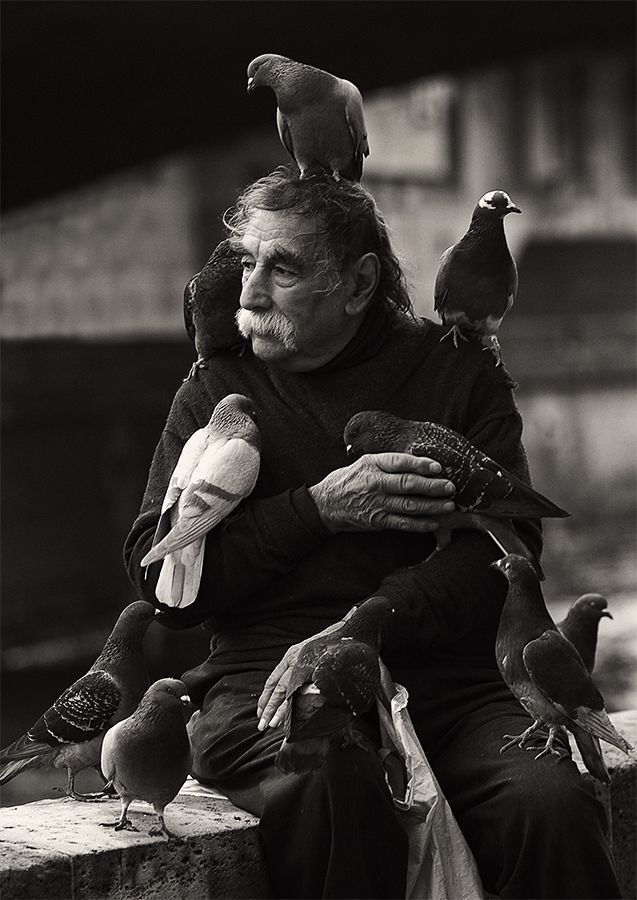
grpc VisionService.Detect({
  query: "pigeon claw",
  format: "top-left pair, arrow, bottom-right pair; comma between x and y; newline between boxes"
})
481,335 -> 503,367
500,720 -> 543,754
440,325 -> 469,349
100,817 -> 139,832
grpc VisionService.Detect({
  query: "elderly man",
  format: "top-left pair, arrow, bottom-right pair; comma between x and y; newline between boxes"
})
125,168 -> 620,899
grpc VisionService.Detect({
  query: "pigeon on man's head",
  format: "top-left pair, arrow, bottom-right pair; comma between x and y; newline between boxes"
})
558,594 -> 612,674
492,555 -> 633,784
247,54 -> 369,181
0,601 -> 156,799
434,190 -> 521,365
183,239 -> 245,380
275,596 -> 395,774
344,410 -> 568,573
100,678 -> 194,841
141,393 -> 261,609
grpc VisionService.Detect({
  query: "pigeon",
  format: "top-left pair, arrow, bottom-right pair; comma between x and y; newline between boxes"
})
343,410 -> 568,569
247,54 -> 369,181
434,190 -> 521,365
183,239 -> 245,380
100,678 -> 194,840
276,596 -> 395,774
0,601 -> 156,799
492,554 -> 633,784
558,594 -> 612,674
141,393 -> 261,609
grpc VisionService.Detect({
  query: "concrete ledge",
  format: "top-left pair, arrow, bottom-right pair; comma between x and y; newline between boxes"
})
1,711 -> 635,900
0,795 -> 270,899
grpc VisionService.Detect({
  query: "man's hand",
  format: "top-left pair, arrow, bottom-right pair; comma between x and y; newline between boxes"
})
308,452 -> 455,534
256,614 -> 355,731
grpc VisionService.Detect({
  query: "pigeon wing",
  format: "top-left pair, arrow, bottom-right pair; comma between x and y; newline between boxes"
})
342,79 -> 369,179
523,631 -> 604,717
433,246 -> 454,319
276,107 -> 297,164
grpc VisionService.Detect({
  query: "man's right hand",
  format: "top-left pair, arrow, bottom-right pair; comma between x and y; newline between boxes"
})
308,452 -> 455,534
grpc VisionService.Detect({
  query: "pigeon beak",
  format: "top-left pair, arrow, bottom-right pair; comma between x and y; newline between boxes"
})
247,77 -> 255,94
490,558 -> 506,574
601,611 -> 613,619
507,205 -> 522,214
345,443 -> 353,456
180,694 -> 191,703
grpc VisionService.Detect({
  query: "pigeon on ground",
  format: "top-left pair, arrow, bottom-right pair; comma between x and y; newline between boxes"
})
558,594 -> 612,674
141,393 -> 261,609
247,54 -> 369,181
100,678 -> 194,840
434,190 -> 521,365
183,239 -> 245,380
343,410 -> 568,570
492,555 -> 633,783
0,601 -> 156,799
276,596 -> 395,774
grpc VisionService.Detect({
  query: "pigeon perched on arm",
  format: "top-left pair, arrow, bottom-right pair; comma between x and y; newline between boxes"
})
343,410 -> 568,571
557,594 -> 612,673
100,678 -> 194,840
141,393 -> 261,609
492,555 -> 633,783
434,190 -> 521,365
275,596 -> 395,774
247,54 -> 369,181
0,601 -> 156,799
183,239 -> 245,380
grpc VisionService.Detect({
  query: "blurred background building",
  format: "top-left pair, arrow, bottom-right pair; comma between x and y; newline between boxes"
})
1,1 -> 635,804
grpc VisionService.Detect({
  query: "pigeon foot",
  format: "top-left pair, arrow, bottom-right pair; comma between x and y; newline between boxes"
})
100,817 -> 139,832
532,726 -> 567,760
500,719 -> 543,753
184,357 -> 208,382
149,813 -> 183,841
440,325 -> 469,349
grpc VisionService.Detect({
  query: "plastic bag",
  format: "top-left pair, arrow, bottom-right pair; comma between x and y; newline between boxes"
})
376,663 -> 485,900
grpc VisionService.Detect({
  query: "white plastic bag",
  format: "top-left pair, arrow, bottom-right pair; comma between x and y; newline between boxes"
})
376,663 -> 485,900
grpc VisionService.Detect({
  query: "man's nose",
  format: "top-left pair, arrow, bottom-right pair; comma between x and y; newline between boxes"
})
240,265 -> 271,310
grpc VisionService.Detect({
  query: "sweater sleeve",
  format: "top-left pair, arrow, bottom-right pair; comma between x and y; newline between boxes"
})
123,385 -> 327,629
376,364 -> 544,655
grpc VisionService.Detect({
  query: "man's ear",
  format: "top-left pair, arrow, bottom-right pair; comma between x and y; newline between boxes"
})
345,253 -> 380,316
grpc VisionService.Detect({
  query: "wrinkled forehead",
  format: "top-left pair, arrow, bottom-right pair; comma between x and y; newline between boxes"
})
241,208 -> 330,263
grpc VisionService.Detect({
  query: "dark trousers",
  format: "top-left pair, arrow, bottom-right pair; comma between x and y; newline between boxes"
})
187,667 -> 622,900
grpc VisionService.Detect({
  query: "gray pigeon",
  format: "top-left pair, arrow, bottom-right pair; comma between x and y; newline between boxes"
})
0,601 -> 156,799
100,678 -> 194,840
558,594 -> 612,674
492,555 -> 633,783
183,239 -> 245,380
276,596 -> 394,774
247,53 -> 369,181
434,190 -> 521,365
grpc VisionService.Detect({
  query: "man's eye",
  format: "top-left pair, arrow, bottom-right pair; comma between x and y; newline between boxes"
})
241,258 -> 255,272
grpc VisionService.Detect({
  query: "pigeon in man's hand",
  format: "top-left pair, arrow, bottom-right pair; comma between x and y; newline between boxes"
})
100,679 -> 194,840
558,594 -> 612,674
492,555 -> 633,783
434,190 -> 521,365
247,54 -> 369,181
0,602 -> 156,799
183,239 -> 245,380
344,410 -> 568,570
141,394 -> 261,609
274,596 -> 395,774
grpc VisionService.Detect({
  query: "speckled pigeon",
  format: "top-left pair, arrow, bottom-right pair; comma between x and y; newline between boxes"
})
276,596 -> 395,774
492,555 -> 633,783
247,54 -> 369,181
434,190 -> 521,365
183,239 -> 245,380
100,678 -> 194,840
0,601 -> 156,799
558,594 -> 612,674
141,393 -> 261,609
343,410 -> 568,570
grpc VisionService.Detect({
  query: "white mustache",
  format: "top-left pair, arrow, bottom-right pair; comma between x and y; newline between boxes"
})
235,308 -> 297,350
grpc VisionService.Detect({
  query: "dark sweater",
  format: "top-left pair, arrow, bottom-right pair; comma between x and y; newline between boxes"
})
124,311 -> 541,683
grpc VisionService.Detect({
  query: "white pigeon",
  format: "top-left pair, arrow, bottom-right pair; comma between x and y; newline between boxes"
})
141,393 -> 261,608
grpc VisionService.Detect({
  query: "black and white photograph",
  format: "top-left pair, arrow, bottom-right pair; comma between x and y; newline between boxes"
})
1,2 -> 636,898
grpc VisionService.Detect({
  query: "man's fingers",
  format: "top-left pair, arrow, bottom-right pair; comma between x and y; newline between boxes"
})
380,514 -> 443,533
383,494 -> 456,516
257,676 -> 290,731
373,452 -> 442,476
257,655 -> 294,718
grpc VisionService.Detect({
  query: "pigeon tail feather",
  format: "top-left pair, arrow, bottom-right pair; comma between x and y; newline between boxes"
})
575,708 -> 634,753
0,754 -> 50,784
572,730 -> 610,784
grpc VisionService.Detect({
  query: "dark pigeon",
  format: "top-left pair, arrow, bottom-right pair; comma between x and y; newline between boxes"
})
558,594 -> 612,674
